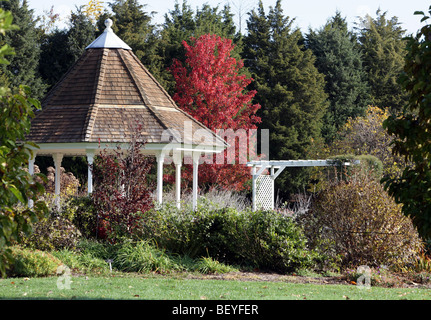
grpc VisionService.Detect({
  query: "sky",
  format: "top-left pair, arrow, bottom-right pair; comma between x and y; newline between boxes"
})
26,0 -> 430,34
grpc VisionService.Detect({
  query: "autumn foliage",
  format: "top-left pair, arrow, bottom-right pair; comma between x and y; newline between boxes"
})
92,129 -> 154,240
169,34 -> 261,191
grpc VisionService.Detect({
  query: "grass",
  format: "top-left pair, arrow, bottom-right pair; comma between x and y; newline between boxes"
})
1,273 -> 431,300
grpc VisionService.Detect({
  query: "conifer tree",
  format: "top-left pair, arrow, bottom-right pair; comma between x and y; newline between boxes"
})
39,6 -> 96,90
356,9 -> 408,111
103,0 -> 159,76
67,6 -> 96,63
157,0 -> 238,95
0,0 -> 47,99
306,12 -> 371,143
243,0 -> 328,196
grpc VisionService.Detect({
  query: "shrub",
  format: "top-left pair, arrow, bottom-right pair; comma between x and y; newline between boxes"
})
21,213 -> 81,251
304,174 -> 423,269
51,249 -> 109,274
114,239 -> 180,273
7,246 -> 62,277
64,196 -> 98,239
143,201 -> 318,273
92,128 -> 154,241
196,256 -> 238,274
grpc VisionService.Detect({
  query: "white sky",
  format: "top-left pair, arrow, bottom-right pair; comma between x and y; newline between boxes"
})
26,0 -> 430,34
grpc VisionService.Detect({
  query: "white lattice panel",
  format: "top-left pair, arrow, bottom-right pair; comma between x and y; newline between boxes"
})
256,175 -> 274,210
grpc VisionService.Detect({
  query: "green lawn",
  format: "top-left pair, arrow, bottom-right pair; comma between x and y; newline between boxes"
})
0,273 -> 430,301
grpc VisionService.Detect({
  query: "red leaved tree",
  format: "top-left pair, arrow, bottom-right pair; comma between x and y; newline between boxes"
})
169,34 -> 261,191
92,124 -> 154,240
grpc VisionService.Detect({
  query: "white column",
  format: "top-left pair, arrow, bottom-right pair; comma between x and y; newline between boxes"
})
173,152 -> 182,209
252,165 -> 257,212
86,150 -> 95,195
156,152 -> 165,205
53,153 -> 63,210
192,152 -> 200,211
28,152 -> 36,208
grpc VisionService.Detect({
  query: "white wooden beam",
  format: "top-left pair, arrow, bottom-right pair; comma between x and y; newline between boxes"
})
173,152 -> 182,209
86,150 -> 95,195
28,152 -> 36,209
53,153 -> 63,210
192,152 -> 200,211
156,152 -> 165,205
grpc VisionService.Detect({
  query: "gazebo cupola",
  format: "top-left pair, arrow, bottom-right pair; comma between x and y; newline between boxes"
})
27,19 -> 227,209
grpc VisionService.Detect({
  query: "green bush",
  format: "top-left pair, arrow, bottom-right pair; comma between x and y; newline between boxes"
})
196,256 -> 238,274
64,196 -> 98,239
21,213 -> 81,251
114,239 -> 181,273
303,173 -> 423,269
142,202 -> 318,273
7,246 -> 62,277
51,249 -> 109,274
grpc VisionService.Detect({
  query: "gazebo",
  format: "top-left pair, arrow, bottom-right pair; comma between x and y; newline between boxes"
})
26,19 -> 227,210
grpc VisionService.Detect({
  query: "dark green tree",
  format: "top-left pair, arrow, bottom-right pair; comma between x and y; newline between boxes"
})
39,6 -> 96,91
382,7 -> 431,240
0,0 -> 47,99
356,9 -> 408,111
67,6 -> 96,63
100,0 -> 160,77
306,12 -> 371,143
243,0 -> 328,197
156,0 -> 239,94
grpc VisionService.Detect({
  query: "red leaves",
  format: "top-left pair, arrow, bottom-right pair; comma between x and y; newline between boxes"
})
92,128 -> 154,240
169,34 -> 261,191
170,34 -> 260,132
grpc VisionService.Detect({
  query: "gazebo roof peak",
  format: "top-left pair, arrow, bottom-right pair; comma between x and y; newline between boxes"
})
85,18 -> 132,50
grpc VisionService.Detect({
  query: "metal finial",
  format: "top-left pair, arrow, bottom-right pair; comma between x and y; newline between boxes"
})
105,18 -> 113,31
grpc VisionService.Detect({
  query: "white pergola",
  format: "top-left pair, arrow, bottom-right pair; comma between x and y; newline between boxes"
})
247,159 -> 358,211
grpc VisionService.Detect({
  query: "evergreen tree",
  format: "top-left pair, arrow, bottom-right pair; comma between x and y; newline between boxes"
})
0,0 -> 47,99
102,0 -> 160,76
39,6 -> 96,91
306,12 -> 371,143
243,0 -> 328,197
67,7 -> 96,63
382,7 -> 431,239
157,0 -> 239,95
38,29 -> 70,90
356,9 -> 408,111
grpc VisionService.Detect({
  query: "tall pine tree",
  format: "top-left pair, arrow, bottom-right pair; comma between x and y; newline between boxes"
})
357,9 -> 407,111
39,6 -> 96,90
243,0 -> 328,197
157,0 -> 239,95
306,12 -> 371,143
0,0 -> 47,99
99,0 -> 160,77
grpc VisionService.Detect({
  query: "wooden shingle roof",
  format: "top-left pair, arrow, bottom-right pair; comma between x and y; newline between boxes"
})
27,23 -> 225,149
